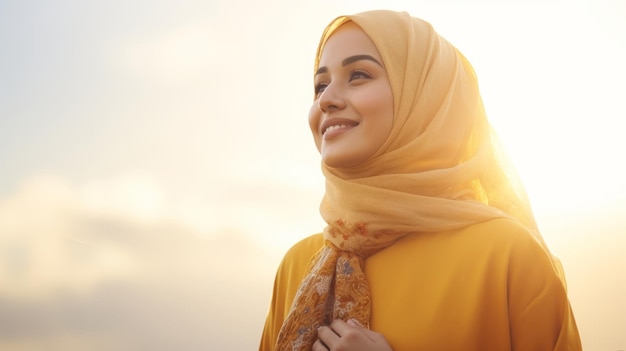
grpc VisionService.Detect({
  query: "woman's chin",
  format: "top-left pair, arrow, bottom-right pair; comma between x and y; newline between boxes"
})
321,150 -> 367,169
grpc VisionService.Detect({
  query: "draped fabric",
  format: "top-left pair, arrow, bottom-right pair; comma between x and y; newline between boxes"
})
275,10 -> 560,350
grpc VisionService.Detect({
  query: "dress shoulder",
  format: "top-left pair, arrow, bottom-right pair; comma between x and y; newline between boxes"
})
278,233 -> 325,274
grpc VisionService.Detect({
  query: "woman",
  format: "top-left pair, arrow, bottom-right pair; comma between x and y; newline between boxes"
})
260,10 -> 582,351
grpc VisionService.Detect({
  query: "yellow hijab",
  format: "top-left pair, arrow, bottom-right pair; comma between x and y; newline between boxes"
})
276,10 -> 558,350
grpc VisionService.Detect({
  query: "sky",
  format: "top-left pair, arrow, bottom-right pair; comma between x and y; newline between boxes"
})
0,0 -> 625,350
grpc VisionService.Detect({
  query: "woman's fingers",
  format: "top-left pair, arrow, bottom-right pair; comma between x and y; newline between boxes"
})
317,321 -> 343,349
312,338 -> 329,351
316,319 -> 393,351
317,319 -> 367,349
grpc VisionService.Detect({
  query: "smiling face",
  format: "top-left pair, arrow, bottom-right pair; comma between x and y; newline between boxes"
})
309,22 -> 394,169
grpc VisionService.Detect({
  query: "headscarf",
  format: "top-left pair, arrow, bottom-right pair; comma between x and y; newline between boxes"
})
276,10 -> 559,350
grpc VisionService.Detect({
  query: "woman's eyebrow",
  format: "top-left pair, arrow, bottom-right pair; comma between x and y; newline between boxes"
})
315,67 -> 328,76
342,54 -> 381,67
315,54 -> 382,76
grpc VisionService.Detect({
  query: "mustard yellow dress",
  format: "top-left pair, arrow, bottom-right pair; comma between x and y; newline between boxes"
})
260,218 -> 582,350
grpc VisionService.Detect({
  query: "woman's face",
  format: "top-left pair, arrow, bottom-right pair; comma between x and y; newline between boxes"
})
309,22 -> 394,169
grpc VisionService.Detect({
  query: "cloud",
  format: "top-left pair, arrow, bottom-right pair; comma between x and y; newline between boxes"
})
0,175 -> 135,299
0,173 -> 277,350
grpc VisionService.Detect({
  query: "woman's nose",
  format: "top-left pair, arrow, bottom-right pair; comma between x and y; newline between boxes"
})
318,83 -> 345,113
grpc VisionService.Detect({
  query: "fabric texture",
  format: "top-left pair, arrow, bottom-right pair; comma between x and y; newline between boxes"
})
275,10 -> 564,350
261,219 -> 582,350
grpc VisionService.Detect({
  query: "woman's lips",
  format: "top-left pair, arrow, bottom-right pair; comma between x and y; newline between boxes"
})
323,124 -> 354,139
321,118 -> 359,139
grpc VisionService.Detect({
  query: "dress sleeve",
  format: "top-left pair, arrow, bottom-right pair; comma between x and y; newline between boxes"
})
259,265 -> 286,351
507,234 -> 582,350
259,234 -> 325,351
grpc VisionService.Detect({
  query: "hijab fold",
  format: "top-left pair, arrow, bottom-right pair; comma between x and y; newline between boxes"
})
276,10 -> 558,350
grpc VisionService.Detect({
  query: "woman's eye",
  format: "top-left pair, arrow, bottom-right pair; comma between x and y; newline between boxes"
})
349,70 -> 371,81
315,83 -> 328,96
314,70 -> 371,96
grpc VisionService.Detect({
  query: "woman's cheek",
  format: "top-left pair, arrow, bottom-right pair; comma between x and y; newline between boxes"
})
308,104 -> 322,151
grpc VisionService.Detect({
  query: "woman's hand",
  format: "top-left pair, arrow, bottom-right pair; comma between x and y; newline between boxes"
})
312,319 -> 393,351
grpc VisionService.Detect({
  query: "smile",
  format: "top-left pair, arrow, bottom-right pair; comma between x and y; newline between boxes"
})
324,124 -> 349,135
320,118 -> 359,137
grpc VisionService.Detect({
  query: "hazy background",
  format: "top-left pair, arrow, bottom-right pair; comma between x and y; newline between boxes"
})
1,0 -> 625,350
